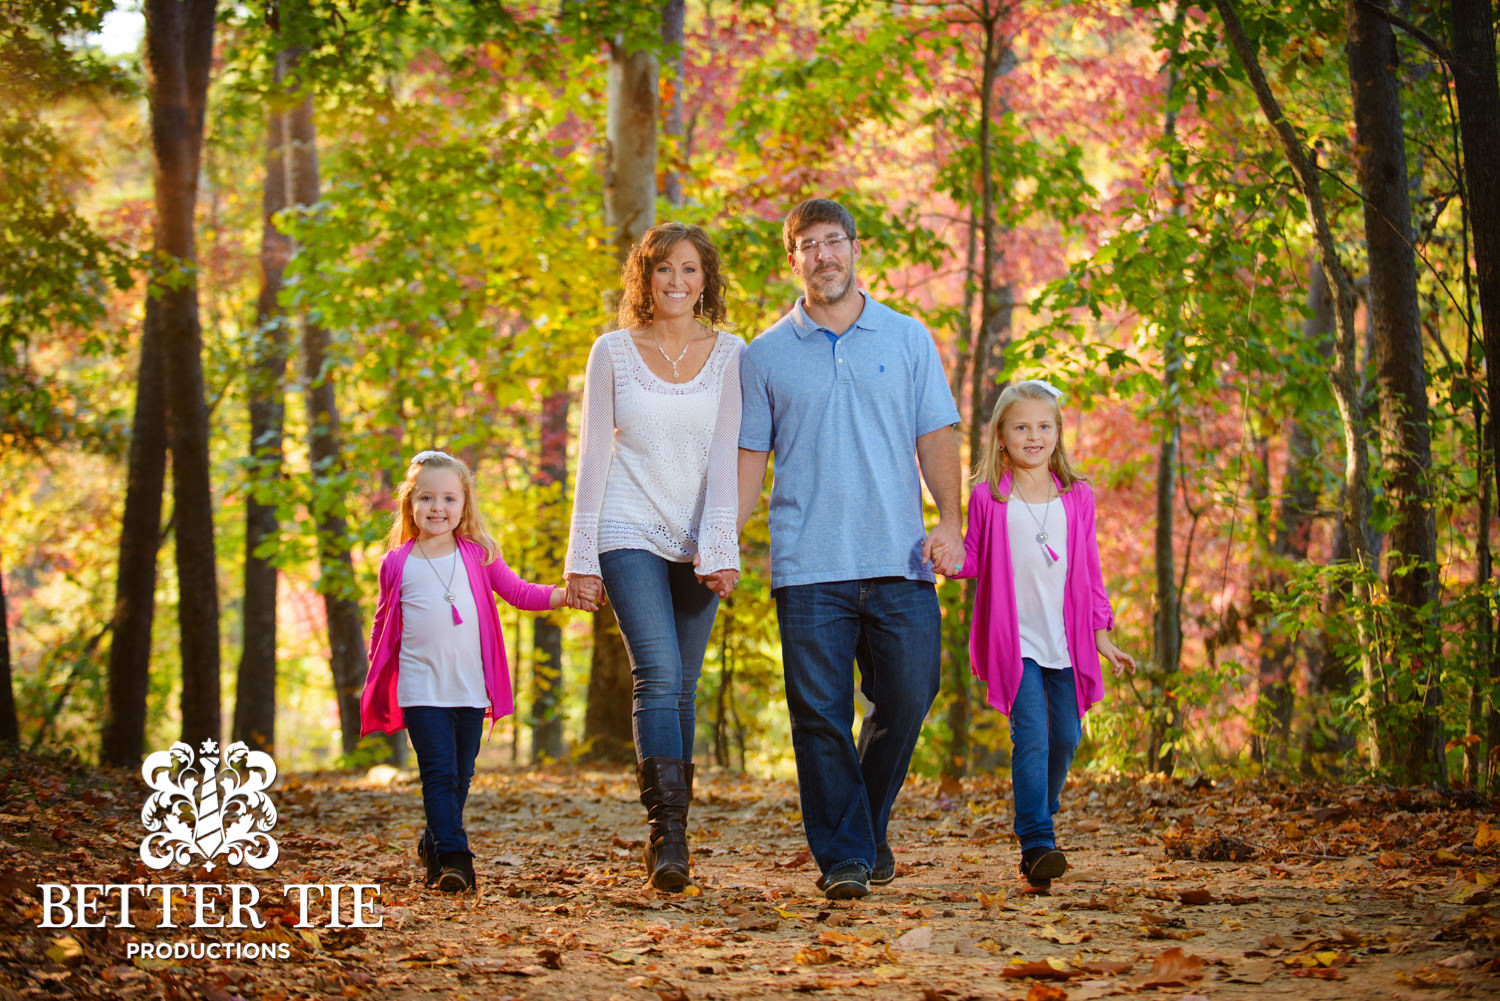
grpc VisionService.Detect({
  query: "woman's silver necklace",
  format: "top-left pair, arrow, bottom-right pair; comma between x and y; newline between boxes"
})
653,336 -> 693,379
1016,480 -> 1061,565
415,540 -> 463,624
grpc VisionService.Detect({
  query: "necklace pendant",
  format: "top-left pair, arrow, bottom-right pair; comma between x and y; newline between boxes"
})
1036,531 -> 1048,544
444,592 -> 455,603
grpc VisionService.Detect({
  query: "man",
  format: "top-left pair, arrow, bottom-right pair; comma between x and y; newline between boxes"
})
738,198 -> 963,900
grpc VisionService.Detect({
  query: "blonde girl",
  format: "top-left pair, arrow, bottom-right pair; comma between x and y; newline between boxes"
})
361,450 -> 584,892
952,381 -> 1134,889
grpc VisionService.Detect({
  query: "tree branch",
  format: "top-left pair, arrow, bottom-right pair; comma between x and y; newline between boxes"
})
1353,0 -> 1452,65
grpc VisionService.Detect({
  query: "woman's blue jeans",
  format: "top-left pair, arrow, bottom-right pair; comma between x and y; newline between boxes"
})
600,549 -> 720,763
1009,659 -> 1082,851
773,578 -> 941,875
404,705 -> 485,858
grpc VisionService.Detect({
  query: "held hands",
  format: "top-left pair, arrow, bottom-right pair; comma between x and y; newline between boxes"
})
922,520 -> 964,577
698,568 -> 740,599
692,554 -> 740,599
1097,632 -> 1136,676
564,574 -> 604,612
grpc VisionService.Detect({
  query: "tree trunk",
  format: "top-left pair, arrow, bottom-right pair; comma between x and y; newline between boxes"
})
660,0 -> 685,208
948,1 -> 1016,780
1348,0 -> 1442,783
143,0 -> 223,752
0,553 -> 17,745
1147,4 -> 1190,774
234,61 -> 292,754
532,389 -> 568,762
1212,0 -> 1378,767
103,295 -> 168,766
583,17 -> 660,762
584,610 -> 637,763
1253,255 -> 1332,766
285,79 -> 367,756
1450,0 -> 1500,500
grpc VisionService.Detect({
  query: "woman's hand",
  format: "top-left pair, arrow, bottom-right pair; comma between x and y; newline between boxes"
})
565,574 -> 603,611
692,553 -> 739,599
698,568 -> 739,599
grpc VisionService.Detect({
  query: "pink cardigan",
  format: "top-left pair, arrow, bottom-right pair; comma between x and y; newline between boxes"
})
953,472 -> 1115,719
360,537 -> 557,736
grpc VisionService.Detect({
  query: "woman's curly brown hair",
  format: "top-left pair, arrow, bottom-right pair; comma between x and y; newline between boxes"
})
616,223 -> 728,330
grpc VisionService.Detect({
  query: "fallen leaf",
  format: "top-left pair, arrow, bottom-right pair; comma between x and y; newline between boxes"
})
1436,951 -> 1479,969
45,936 -> 83,966
1136,947 -> 1206,987
893,926 -> 934,951
999,958 -> 1075,980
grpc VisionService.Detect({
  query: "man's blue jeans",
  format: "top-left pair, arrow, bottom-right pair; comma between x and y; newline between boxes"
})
1009,659 -> 1082,851
774,578 -> 940,875
600,549 -> 720,762
405,705 -> 485,858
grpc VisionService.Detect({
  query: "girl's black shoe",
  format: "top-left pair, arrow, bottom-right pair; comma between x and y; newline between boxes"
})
1020,846 -> 1067,888
436,852 -> 476,892
416,830 -> 441,886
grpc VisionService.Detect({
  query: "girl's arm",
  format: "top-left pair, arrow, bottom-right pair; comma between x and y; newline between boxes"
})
695,338 -> 744,577
485,553 -> 564,613
564,336 -> 616,581
1078,484 -> 1130,673
1078,485 -> 1115,631
367,553 -> 400,665
948,484 -> 986,580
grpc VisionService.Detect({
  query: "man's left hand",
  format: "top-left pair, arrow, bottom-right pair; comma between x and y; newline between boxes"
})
923,521 -> 963,576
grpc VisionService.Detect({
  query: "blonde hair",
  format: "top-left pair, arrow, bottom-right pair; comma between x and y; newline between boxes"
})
385,451 -> 500,564
974,380 -> 1084,501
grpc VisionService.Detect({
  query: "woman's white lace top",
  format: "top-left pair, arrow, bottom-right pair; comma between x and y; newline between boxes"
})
566,327 -> 744,576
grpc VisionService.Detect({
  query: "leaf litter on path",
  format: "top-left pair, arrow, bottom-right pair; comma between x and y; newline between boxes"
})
3,753 -> 1499,999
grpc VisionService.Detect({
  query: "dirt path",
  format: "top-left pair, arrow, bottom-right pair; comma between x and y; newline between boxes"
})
5,753 -> 1499,1000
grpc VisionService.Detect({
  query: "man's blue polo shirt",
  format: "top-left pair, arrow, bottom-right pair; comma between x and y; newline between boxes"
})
739,293 -> 960,589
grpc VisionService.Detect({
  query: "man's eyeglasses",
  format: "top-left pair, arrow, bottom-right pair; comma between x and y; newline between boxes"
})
794,234 -> 851,256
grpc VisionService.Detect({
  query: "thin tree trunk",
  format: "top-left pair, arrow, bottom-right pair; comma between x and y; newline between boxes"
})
1348,0 -> 1442,784
0,553 -> 17,745
103,295 -> 168,766
661,0 -> 685,208
1150,5 -> 1189,773
142,0 -> 222,752
1212,0 -> 1378,767
1450,0 -> 1500,500
1255,255 -> 1333,766
532,389 -> 568,763
583,16 -> 661,763
234,62 -> 292,754
285,79 -> 367,756
948,0 -> 1015,780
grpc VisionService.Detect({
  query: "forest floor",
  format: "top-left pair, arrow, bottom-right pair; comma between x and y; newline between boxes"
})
4,747 -> 1500,1001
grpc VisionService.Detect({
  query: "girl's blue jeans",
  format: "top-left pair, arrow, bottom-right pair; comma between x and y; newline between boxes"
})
1009,659 -> 1082,851
599,548 -> 719,762
404,705 -> 485,858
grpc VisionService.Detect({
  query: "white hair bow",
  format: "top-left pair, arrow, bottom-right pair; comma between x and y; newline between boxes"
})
1021,379 -> 1064,402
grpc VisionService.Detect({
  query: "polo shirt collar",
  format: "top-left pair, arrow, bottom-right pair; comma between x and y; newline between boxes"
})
789,292 -> 876,340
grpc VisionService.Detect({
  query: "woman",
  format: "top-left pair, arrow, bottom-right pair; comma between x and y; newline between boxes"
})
565,223 -> 742,892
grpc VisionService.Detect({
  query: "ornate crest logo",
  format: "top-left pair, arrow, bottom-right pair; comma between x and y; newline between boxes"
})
140,740 -> 279,871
